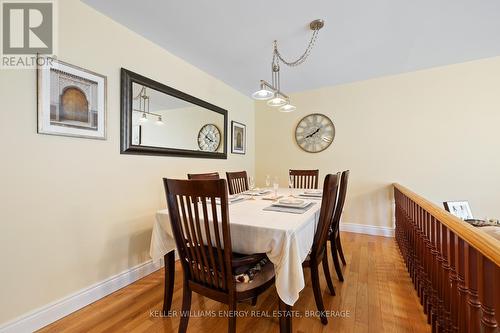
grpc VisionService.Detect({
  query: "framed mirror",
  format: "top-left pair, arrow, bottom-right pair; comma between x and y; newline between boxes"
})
120,69 -> 228,159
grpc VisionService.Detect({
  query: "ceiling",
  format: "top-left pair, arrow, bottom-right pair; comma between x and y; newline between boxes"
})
83,0 -> 500,95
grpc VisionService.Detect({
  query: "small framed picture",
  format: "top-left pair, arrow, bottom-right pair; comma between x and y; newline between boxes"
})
231,121 -> 246,154
37,57 -> 107,139
443,201 -> 473,220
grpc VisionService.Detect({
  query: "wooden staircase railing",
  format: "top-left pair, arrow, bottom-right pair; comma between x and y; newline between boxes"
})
394,184 -> 500,333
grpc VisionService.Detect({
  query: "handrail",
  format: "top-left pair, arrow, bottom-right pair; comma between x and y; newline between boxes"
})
393,183 -> 500,266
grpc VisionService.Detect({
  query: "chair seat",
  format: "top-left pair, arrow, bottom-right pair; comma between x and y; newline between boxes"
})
236,260 -> 275,292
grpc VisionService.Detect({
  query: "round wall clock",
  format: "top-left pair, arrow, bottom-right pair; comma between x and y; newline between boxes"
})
295,113 -> 335,153
198,124 -> 221,152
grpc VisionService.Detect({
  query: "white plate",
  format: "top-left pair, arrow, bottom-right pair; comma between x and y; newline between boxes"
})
304,190 -> 322,195
272,200 -> 309,209
243,189 -> 271,196
298,193 -> 322,198
210,196 -> 244,205
279,199 -> 304,205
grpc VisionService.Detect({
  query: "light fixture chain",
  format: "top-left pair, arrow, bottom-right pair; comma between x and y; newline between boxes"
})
273,28 -> 320,67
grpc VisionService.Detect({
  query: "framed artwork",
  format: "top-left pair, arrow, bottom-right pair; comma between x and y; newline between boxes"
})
443,201 -> 473,220
231,121 -> 246,154
37,57 -> 107,139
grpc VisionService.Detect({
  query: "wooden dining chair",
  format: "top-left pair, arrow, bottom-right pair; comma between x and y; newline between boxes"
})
302,173 -> 340,325
325,170 -> 349,282
328,170 -> 350,282
226,171 -> 248,195
289,169 -> 319,189
163,178 -> 278,333
187,172 -> 220,180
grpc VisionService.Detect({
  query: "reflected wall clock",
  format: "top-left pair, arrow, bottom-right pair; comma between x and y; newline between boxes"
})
198,124 -> 221,152
295,113 -> 335,153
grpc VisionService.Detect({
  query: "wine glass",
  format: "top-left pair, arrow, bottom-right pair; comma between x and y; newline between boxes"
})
288,175 -> 294,196
273,177 -> 279,199
248,176 -> 255,200
265,175 -> 271,189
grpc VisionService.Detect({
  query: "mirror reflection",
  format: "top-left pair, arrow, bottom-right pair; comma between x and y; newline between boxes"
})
131,82 -> 225,153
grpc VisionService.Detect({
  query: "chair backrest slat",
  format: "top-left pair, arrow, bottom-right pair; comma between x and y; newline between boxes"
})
210,197 -> 226,290
226,171 -> 248,195
187,172 -> 220,180
331,170 -> 350,234
185,196 -> 206,283
200,197 -> 218,287
164,178 -> 233,292
289,169 -> 319,189
310,173 -> 340,261
178,195 -> 197,280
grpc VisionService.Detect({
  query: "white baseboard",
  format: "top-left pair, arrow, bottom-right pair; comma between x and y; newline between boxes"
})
0,259 -> 164,333
340,222 -> 395,238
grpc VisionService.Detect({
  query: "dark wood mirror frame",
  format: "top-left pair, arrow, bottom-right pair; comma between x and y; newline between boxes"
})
120,68 -> 228,159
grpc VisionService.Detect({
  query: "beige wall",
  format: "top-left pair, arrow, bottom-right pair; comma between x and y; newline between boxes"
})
0,0 -> 255,324
256,57 -> 500,228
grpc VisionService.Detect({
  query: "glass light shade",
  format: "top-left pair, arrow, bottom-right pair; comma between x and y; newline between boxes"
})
267,95 -> 287,107
139,113 -> 148,122
279,103 -> 296,112
251,89 -> 274,100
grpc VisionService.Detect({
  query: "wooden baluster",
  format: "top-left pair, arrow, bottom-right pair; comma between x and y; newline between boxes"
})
427,217 -> 438,332
448,231 -> 459,333
441,224 -> 452,332
480,258 -> 498,333
426,213 -> 432,323
436,218 -> 445,332
411,201 -> 416,282
406,195 -> 411,267
402,195 -> 408,265
423,212 -> 430,315
466,246 -> 481,333
420,209 -> 427,310
395,190 -> 400,247
457,238 -> 468,333
407,199 -> 413,276
421,209 -> 428,308
401,193 -> 407,262
416,207 -> 423,302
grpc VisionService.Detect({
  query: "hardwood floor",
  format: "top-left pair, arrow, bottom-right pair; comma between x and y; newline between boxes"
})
38,232 -> 430,333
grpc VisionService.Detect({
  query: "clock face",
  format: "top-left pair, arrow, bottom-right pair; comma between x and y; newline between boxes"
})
198,124 -> 221,152
295,113 -> 335,153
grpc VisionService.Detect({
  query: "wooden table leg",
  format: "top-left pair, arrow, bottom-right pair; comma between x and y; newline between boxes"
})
278,298 -> 292,333
163,250 -> 175,314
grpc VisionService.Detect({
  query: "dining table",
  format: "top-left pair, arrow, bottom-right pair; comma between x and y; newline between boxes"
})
149,188 -> 323,332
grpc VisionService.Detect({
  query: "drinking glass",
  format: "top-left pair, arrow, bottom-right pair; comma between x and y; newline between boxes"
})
265,175 -> 271,188
248,176 -> 255,199
248,176 -> 256,190
273,177 -> 279,198
288,175 -> 294,196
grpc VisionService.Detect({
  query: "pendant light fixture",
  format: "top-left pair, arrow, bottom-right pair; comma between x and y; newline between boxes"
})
252,19 -> 324,112
133,86 -> 164,125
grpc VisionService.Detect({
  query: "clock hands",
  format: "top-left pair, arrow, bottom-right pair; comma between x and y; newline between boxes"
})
305,127 -> 320,139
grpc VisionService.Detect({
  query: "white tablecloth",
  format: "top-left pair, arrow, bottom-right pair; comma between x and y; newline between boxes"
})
149,188 -> 321,306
